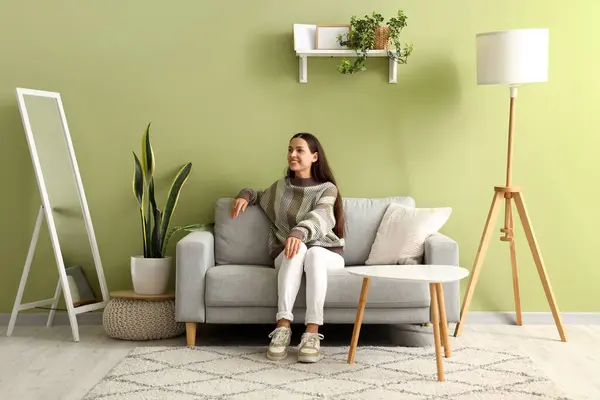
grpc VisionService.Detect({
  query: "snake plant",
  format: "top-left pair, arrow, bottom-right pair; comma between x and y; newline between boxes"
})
132,122 -> 211,258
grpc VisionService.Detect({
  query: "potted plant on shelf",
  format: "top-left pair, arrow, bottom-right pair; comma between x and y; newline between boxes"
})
131,122 -> 212,295
336,9 -> 414,75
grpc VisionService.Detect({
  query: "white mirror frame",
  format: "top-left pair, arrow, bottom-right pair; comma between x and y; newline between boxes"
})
7,87 -> 109,342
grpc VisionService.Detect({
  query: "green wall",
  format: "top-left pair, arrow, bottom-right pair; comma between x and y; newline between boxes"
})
1,1 -> 598,314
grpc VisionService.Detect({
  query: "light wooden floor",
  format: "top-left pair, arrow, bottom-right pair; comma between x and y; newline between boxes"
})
0,323 -> 598,400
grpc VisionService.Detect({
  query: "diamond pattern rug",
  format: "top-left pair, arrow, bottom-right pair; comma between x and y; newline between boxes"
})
84,345 -> 571,399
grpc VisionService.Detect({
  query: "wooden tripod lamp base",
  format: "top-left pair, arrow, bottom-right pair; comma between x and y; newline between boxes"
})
452,185 -> 567,342
455,28 -> 566,342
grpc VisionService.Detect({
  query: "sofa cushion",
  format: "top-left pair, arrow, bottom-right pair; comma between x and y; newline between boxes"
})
214,198 -> 274,266
366,203 -> 452,265
341,196 -> 415,266
205,264 -> 429,308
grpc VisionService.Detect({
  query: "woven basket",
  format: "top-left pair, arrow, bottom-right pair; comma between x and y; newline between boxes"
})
102,298 -> 185,341
375,26 -> 391,50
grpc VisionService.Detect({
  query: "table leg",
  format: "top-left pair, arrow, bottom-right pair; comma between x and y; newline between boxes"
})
436,283 -> 451,357
348,277 -> 371,364
430,283 -> 444,381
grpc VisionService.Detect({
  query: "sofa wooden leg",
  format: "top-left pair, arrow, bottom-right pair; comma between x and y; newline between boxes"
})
186,322 -> 197,347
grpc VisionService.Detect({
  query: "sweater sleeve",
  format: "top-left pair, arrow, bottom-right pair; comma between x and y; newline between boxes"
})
236,188 -> 264,206
289,185 -> 338,243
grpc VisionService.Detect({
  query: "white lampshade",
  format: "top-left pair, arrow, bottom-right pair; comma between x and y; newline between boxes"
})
476,28 -> 549,86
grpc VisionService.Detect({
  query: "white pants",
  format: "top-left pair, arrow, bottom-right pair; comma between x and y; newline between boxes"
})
274,243 -> 345,325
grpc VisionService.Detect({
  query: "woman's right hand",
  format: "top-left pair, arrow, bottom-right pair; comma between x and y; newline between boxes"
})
231,197 -> 248,218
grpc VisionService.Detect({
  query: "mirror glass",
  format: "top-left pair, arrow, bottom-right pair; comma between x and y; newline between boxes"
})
22,95 -> 96,285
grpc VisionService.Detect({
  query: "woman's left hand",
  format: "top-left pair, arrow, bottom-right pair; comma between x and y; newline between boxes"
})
285,236 -> 302,259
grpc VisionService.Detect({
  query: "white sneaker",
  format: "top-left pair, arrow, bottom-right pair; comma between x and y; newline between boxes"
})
297,332 -> 324,363
267,326 -> 292,361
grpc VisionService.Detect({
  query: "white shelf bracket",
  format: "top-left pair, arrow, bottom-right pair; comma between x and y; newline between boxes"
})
295,50 -> 398,84
299,56 -> 307,83
389,57 -> 398,84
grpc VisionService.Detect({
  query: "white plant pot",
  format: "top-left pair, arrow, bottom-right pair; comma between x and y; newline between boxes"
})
131,256 -> 172,295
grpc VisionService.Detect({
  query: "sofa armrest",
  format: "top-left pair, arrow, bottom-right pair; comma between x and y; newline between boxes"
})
175,231 -> 215,323
424,232 -> 460,322
424,232 -> 459,266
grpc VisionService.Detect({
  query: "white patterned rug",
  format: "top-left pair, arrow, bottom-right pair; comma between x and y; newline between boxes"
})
84,345 -> 571,399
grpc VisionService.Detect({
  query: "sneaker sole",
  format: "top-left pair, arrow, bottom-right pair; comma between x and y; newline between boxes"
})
267,350 -> 288,361
297,353 -> 319,363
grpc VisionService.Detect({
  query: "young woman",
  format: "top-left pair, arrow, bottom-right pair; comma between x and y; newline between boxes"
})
230,132 -> 345,363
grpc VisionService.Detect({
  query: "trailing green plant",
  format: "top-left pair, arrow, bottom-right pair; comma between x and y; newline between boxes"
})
387,10 -> 414,64
336,9 -> 414,74
132,123 -> 212,258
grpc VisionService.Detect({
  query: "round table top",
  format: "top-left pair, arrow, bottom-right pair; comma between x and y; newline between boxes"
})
346,264 -> 469,283
109,290 -> 175,301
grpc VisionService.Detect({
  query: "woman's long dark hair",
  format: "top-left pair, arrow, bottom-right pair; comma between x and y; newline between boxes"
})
286,132 -> 345,238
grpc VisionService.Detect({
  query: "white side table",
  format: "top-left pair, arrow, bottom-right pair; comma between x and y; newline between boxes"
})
346,265 -> 469,382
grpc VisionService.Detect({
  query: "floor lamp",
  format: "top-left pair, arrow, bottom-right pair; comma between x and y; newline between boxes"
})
453,28 -> 567,342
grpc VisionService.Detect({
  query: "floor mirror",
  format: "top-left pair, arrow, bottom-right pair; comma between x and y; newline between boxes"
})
7,88 -> 109,342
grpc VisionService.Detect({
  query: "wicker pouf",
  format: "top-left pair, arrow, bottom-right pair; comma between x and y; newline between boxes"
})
102,290 -> 185,341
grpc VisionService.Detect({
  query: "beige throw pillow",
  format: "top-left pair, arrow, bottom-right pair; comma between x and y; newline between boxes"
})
365,203 -> 452,265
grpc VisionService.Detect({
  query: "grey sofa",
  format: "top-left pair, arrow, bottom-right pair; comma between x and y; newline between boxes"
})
176,196 -> 460,346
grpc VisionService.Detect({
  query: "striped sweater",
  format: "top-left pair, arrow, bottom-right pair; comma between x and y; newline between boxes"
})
237,176 -> 345,259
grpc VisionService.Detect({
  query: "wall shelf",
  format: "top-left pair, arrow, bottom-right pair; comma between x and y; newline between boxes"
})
295,50 -> 399,84
293,24 -> 399,84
